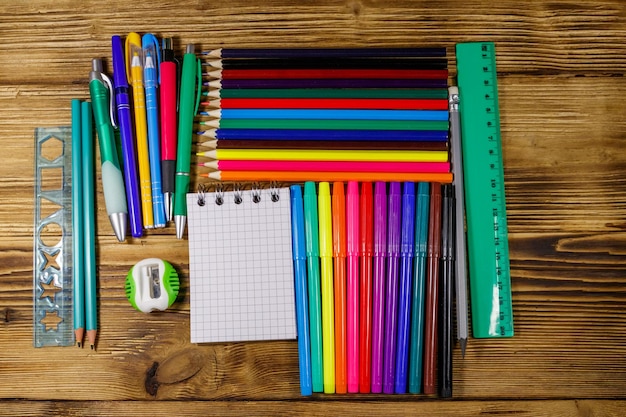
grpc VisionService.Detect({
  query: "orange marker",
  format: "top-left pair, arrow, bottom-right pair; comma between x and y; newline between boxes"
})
332,181 -> 347,394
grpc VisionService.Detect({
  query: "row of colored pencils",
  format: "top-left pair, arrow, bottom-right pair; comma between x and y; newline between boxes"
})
291,181 -> 455,397
195,47 -> 451,183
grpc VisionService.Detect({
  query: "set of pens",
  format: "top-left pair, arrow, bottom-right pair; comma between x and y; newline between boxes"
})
88,33 -> 201,240
292,181 -> 458,397
71,99 -> 98,349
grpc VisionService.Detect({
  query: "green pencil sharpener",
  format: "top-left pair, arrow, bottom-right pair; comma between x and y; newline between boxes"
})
125,258 -> 180,313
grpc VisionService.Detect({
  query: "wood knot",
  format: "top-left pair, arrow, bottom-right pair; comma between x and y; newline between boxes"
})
145,348 -> 209,396
346,0 -> 362,18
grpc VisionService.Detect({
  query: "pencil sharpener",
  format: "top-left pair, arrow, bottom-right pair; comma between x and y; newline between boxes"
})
125,258 -> 180,313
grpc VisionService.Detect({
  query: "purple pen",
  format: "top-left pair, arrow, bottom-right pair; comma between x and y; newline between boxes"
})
371,181 -> 387,393
112,35 -> 143,237
383,182 -> 402,394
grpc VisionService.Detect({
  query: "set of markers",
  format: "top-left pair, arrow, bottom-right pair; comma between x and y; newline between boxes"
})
88,33 -> 200,241
290,180 -> 455,397
194,47 -> 452,183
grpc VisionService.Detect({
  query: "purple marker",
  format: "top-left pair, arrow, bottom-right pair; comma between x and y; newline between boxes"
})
371,182 -> 387,393
383,182 -> 402,394
112,35 -> 142,237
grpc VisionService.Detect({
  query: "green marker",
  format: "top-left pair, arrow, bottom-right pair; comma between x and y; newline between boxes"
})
89,59 -> 128,242
174,44 -> 201,238
304,181 -> 323,392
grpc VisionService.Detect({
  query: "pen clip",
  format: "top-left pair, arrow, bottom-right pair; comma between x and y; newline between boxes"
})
142,33 -> 161,84
101,72 -> 117,128
124,33 -> 143,84
194,57 -> 202,115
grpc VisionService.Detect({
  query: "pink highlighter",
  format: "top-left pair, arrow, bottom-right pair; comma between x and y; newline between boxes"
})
346,181 -> 360,393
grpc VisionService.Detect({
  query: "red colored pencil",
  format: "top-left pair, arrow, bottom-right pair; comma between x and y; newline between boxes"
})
202,98 -> 448,110
207,68 -> 448,80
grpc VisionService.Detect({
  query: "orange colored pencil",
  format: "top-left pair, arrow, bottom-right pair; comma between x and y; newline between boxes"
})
203,171 -> 453,183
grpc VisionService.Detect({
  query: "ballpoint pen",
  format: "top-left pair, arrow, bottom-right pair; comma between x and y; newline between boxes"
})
111,35 -> 142,238
143,33 -> 166,228
174,44 -> 201,239
125,32 -> 154,230
88,58 -> 128,242
160,37 -> 178,222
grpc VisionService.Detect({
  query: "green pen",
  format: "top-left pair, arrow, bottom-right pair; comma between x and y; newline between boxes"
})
174,44 -> 201,239
303,182 -> 324,392
89,59 -> 128,242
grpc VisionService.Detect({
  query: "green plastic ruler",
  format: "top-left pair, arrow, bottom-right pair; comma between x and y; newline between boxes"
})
456,42 -> 514,338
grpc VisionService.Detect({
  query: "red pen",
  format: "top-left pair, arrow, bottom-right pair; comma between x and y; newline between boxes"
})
358,182 -> 374,393
332,181 -> 347,394
159,37 -> 178,222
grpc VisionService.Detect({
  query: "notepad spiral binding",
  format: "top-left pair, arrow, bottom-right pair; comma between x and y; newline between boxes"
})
196,181 -> 282,206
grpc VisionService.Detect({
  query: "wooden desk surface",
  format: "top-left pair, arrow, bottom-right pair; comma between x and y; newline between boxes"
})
1,1 -> 625,415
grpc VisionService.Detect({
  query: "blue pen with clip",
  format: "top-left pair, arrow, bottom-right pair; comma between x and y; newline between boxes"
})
394,181 -> 416,393
142,33 -> 166,228
291,185 -> 313,396
112,35 -> 142,238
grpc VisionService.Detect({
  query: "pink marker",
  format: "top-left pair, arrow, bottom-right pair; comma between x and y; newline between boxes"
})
346,181 -> 360,393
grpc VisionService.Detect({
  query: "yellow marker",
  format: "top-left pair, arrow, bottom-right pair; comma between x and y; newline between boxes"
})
318,182 -> 335,393
125,32 -> 154,229
198,148 -> 448,163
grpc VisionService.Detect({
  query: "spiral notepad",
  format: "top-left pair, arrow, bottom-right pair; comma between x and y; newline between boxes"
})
187,186 -> 296,343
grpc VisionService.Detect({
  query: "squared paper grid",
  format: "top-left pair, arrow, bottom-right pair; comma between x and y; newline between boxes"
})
187,188 -> 296,343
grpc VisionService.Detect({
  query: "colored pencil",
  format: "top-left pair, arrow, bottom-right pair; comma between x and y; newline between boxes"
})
203,88 -> 449,99
318,182 -> 336,394
203,171 -> 453,183
200,109 -> 449,121
408,182 -> 430,394
370,182 -> 387,393
205,78 -> 447,89
423,183 -> 442,395
346,181 -> 360,393
71,99 -> 84,348
206,68 -> 448,80
358,182 -> 374,393
202,98 -> 449,110
332,182 -> 348,394
197,149 -> 449,163
199,160 -> 450,173
203,57 -> 448,70
198,118 -> 448,131
202,47 -> 447,58
198,139 -> 448,151
197,128 -> 448,142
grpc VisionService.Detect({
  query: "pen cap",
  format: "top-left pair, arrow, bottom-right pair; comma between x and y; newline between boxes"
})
318,182 -> 333,257
387,182 -> 402,254
428,183 -> 442,256
401,182 -> 416,255
373,181 -> 387,255
125,32 -> 143,83
290,185 -> 306,260
303,181 -> 320,257
111,35 -> 128,88
360,182 -> 374,255
162,38 -> 175,61
332,182 -> 346,257
346,181 -> 360,256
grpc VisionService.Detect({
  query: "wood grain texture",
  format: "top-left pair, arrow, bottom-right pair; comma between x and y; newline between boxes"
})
0,0 -> 625,413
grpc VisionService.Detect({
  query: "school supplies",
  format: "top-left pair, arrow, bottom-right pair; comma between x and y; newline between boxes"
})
71,101 -> 84,347
125,258 -> 179,313
332,182 -> 347,394
186,186 -> 296,343
456,42 -> 513,338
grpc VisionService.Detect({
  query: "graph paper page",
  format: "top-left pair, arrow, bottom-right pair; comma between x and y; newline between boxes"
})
187,187 -> 296,343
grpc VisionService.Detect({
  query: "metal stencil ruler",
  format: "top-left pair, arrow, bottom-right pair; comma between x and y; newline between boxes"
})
33,127 -> 74,347
456,42 -> 513,338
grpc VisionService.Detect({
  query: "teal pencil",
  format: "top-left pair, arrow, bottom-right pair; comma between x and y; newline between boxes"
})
304,182 -> 324,392
82,101 -> 98,350
71,99 -> 85,347
408,182 -> 430,393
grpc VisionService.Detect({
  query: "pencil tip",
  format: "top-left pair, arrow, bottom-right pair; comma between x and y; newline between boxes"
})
90,344 -> 95,351
77,342 -> 81,348
460,338 -> 467,358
